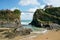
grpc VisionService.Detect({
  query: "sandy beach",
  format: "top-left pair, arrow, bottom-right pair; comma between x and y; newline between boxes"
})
31,30 -> 60,40
15,30 -> 60,40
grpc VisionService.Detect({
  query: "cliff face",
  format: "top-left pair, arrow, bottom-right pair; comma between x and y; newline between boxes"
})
30,7 -> 60,27
0,9 -> 21,27
0,9 -> 21,21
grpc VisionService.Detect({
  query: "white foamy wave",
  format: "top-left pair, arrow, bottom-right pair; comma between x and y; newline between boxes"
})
41,30 -> 47,33
31,30 -> 47,34
21,22 -> 30,25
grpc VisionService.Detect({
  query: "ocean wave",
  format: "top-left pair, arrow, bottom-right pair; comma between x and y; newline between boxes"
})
21,22 -> 30,25
31,29 -> 47,34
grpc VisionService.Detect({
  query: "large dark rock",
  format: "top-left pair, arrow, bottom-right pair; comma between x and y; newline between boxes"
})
29,19 -> 41,27
30,7 -> 60,29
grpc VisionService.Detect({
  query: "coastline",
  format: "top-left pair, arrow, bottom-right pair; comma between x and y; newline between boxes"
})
0,29 -> 60,40
0,28 -> 48,40
12,29 -> 48,40
17,30 -> 60,40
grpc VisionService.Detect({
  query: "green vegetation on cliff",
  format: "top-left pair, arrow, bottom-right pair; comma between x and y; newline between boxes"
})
30,7 -> 60,27
0,9 -> 21,21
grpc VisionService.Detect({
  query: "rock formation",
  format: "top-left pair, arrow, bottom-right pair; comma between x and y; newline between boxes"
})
30,7 -> 60,29
0,9 -> 21,27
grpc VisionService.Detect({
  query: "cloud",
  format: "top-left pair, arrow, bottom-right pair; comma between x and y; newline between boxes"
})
21,7 -> 38,20
21,12 -> 25,15
19,0 -> 40,6
43,0 -> 60,7
21,12 -> 34,20
28,7 -> 38,12
10,7 -> 19,11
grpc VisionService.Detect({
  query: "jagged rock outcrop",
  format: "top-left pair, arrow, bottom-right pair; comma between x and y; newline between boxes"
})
0,9 -> 32,39
30,7 -> 60,29
0,9 -> 21,27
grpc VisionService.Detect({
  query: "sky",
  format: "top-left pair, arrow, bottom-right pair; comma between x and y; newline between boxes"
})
0,0 -> 60,20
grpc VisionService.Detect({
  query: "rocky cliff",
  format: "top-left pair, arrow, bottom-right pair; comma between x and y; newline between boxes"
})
30,7 -> 60,28
0,9 -> 21,27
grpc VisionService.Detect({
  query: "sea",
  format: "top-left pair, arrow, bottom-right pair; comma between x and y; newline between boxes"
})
21,20 -> 47,33
20,20 -> 47,40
